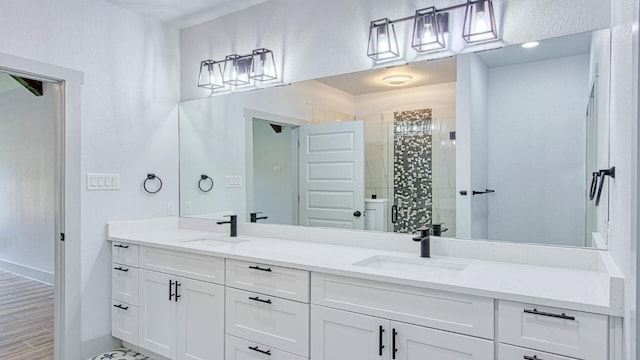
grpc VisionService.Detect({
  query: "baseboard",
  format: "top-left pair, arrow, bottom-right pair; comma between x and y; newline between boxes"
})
0,259 -> 54,285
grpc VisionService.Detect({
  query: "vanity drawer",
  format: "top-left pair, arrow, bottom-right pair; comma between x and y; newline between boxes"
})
139,246 -> 225,284
499,343 -> 577,360
311,273 -> 494,339
112,301 -> 138,345
226,287 -> 309,357
225,335 -> 307,360
112,242 -> 139,267
112,265 -> 139,305
226,259 -> 310,302
498,300 -> 608,359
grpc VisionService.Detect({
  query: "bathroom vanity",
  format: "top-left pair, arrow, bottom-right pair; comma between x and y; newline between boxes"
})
108,218 -> 623,360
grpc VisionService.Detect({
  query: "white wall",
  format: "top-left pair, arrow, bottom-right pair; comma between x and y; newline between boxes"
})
486,55 -> 590,246
0,83 -> 55,283
0,0 -> 180,357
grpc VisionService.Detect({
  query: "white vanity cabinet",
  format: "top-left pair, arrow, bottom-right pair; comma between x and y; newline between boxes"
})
310,273 -> 495,360
111,242 -> 140,345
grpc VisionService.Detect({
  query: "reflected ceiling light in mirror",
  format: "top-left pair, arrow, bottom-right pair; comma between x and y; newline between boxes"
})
223,54 -> 252,86
367,18 -> 400,60
382,74 -> 413,86
198,60 -> 224,90
412,7 -> 446,53
250,48 -> 277,81
462,0 -> 498,43
522,41 -> 540,49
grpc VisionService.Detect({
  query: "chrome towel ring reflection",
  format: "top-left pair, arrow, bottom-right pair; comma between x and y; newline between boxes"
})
143,173 -> 163,194
199,174 -> 214,192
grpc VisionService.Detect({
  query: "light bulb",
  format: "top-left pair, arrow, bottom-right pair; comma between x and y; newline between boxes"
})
378,33 -> 389,53
422,23 -> 436,43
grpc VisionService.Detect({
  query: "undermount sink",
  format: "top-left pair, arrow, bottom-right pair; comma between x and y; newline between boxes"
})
179,235 -> 249,247
353,255 -> 467,276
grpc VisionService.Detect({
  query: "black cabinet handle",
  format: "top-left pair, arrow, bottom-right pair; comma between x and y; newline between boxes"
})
472,189 -> 496,195
249,296 -> 272,304
113,244 -> 129,249
249,265 -> 272,272
589,171 -> 600,200
113,304 -> 129,310
248,346 -> 271,356
392,328 -> 398,359
378,325 -> 385,356
353,210 -> 362,217
391,205 -> 398,224
524,308 -> 575,321
175,282 -> 181,302
113,267 -> 129,272
524,356 -> 542,360
169,280 -> 175,301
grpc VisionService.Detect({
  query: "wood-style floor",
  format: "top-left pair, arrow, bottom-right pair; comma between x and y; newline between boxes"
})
0,270 -> 53,360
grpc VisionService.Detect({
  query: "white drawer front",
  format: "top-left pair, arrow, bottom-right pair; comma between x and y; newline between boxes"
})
112,242 -> 139,267
112,265 -> 139,305
140,246 -> 225,284
226,335 -> 307,360
499,343 -> 576,360
226,259 -> 310,302
226,288 -> 309,357
498,300 -> 608,359
112,301 -> 138,345
311,273 -> 494,339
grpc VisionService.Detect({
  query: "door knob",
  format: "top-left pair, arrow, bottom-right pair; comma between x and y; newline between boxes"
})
353,210 -> 362,217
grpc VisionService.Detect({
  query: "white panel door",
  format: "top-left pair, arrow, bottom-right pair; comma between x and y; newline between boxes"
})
176,277 -> 225,360
299,120 -> 365,229
139,269 -> 177,358
392,321 -> 494,360
311,305 -> 389,360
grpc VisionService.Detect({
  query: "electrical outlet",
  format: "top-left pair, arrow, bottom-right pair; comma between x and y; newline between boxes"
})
167,202 -> 176,216
184,201 -> 193,215
87,173 -> 120,190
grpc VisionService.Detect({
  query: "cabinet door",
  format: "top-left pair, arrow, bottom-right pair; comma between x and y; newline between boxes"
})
176,277 -> 224,360
139,269 -> 177,358
311,305 -> 389,360
392,321 -> 494,360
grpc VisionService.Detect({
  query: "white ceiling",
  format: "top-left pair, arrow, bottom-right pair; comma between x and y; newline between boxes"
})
106,0 -> 270,29
316,57 -> 458,96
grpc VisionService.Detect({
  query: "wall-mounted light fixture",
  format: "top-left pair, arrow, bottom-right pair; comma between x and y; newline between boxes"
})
198,48 -> 277,90
367,0 -> 498,61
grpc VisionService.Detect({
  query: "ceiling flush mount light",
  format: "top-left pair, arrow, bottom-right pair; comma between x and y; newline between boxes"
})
367,0 -> 499,61
197,48 -> 278,91
522,41 -> 540,49
367,18 -> 400,60
412,7 -> 446,53
462,0 -> 498,43
382,74 -> 413,86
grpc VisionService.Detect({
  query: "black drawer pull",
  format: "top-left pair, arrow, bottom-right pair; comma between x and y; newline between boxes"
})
524,356 -> 542,360
169,280 -> 175,301
248,346 -> 271,356
175,282 -> 181,302
249,265 -> 272,272
378,325 -> 385,356
392,328 -> 398,359
113,244 -> 129,249
249,296 -> 272,304
113,304 -> 129,310
113,267 -> 129,272
524,308 -> 575,321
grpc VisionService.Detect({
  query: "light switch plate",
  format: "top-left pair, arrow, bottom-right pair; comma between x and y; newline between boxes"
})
87,173 -> 120,190
225,175 -> 243,188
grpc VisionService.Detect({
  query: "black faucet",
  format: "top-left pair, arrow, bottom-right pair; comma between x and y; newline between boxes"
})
412,227 -> 431,258
217,215 -> 237,237
250,212 -> 268,223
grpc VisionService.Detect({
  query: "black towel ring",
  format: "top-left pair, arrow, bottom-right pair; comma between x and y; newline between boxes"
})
143,173 -> 163,194
199,174 -> 214,192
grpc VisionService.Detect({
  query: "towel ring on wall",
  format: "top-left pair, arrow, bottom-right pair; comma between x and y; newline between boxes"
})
143,173 -> 163,194
199,174 -> 214,192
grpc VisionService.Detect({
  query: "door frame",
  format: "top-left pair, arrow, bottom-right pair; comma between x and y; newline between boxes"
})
0,52 -> 83,360
244,109 -> 305,225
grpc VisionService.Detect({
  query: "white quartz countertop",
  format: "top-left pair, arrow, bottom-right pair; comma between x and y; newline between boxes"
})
107,222 -> 623,317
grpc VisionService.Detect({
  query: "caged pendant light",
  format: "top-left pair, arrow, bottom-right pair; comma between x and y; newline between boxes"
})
222,54 -> 252,86
462,0 -> 498,43
198,60 -> 224,90
412,7 -> 447,53
367,18 -> 400,60
250,48 -> 277,81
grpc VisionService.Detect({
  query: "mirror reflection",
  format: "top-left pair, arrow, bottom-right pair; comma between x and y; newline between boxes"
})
179,28 -> 611,249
